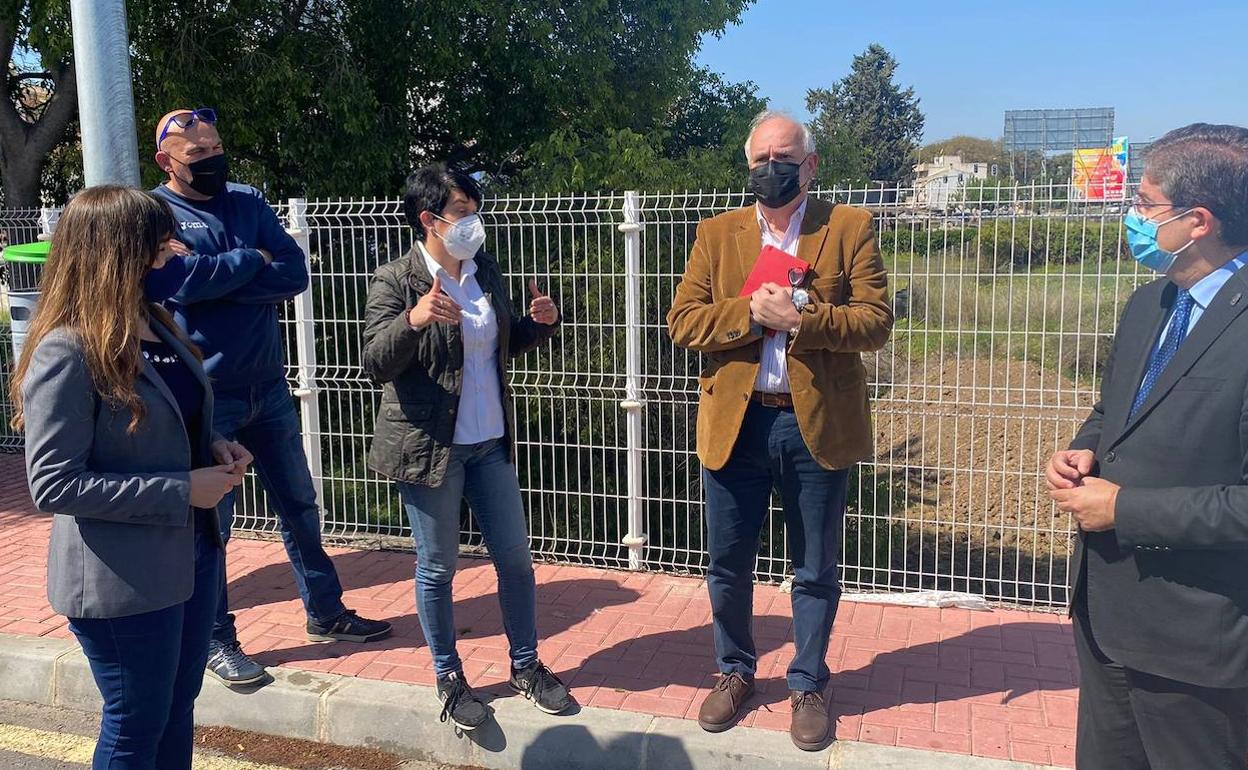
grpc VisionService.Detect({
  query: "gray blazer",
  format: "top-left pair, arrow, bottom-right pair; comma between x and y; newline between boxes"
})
22,318 -> 224,619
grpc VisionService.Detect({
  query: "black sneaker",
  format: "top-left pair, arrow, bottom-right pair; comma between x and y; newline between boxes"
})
306,610 -> 392,643
206,641 -> 266,687
508,661 -> 574,715
437,672 -> 489,731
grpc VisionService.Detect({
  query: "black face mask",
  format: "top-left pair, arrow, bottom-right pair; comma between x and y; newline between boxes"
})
173,153 -> 229,197
748,159 -> 805,209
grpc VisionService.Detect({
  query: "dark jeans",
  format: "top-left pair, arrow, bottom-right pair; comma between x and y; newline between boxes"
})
1072,594 -> 1248,769
703,402 -> 849,692
211,377 -> 346,645
68,531 -> 223,770
397,439 -> 538,678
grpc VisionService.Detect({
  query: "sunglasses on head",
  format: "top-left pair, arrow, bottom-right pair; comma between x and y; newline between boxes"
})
158,108 -> 218,147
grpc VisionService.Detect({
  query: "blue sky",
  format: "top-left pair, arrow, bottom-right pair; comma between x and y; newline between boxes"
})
696,0 -> 1248,144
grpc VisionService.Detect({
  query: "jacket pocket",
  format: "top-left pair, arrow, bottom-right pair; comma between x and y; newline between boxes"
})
810,273 -> 845,305
1170,376 -> 1223,392
384,402 -> 434,423
381,403 -> 436,481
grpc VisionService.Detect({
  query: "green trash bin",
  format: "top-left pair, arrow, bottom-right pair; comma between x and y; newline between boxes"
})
3,240 -> 51,361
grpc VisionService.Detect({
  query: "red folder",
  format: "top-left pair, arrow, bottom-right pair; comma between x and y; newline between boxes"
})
740,246 -> 810,337
739,245 -> 809,297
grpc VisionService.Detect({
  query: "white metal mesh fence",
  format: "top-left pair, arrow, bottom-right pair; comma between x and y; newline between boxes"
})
0,208 -> 48,452
1,186 -> 1146,607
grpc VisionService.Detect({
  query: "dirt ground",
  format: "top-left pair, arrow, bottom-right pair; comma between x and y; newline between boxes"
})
861,352 -> 1092,602
194,726 -> 477,770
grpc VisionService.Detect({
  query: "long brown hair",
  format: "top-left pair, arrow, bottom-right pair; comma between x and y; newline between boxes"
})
9,185 -> 199,433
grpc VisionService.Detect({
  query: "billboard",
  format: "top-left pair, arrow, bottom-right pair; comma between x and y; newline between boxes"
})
1072,136 -> 1128,200
1004,108 -> 1115,153
1127,141 -> 1152,185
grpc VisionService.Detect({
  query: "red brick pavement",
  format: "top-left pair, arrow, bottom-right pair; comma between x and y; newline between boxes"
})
0,453 -> 1078,766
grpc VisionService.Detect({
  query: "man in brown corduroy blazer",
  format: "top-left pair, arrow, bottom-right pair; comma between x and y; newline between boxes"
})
667,110 -> 892,751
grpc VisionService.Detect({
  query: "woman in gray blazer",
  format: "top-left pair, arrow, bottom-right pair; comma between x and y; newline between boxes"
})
9,185 -> 254,770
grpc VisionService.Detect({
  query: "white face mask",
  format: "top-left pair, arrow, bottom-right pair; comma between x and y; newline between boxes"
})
433,213 -> 486,261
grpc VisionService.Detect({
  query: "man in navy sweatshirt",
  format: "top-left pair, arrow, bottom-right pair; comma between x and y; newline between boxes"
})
152,109 -> 391,686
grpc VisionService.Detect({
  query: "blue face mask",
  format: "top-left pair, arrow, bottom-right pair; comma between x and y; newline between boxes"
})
143,258 -> 187,303
1124,208 -> 1195,274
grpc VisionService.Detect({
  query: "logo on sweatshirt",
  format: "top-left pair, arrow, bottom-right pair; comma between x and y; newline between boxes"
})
179,221 -> 209,231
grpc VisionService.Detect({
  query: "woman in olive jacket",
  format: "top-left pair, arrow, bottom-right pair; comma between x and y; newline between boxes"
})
361,164 -> 567,731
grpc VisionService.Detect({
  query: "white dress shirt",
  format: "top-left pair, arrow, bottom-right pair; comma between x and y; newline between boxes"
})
1153,252 -> 1248,350
753,198 -> 808,393
418,242 -> 506,445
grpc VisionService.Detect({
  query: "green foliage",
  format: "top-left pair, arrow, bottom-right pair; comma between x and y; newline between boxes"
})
917,136 -> 1005,166
974,218 -> 1127,270
8,0 -> 759,203
128,1 -> 420,198
516,127 -> 747,193
809,120 -> 869,188
883,225 -> 979,255
1004,149 -> 1075,185
1046,152 -> 1074,184
957,178 -> 1011,206
509,66 -> 765,193
806,44 -> 924,183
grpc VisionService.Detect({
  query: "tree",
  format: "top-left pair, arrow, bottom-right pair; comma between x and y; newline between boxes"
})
512,66 -> 767,192
806,43 -> 924,183
127,1 -> 421,199
0,0 -> 75,207
6,0 -> 757,204
1045,152 -> 1073,184
808,119 -> 869,188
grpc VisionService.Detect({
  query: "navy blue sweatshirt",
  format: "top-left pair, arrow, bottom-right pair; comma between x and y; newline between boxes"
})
151,183 -> 308,389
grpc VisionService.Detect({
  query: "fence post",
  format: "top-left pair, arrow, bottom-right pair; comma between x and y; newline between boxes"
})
618,191 -> 647,570
287,198 -> 325,513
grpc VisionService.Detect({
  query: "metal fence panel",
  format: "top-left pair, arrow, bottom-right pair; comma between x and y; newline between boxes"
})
0,186 -> 1145,607
0,208 -> 48,452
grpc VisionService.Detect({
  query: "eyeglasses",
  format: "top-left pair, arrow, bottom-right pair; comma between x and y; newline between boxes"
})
1130,193 -> 1189,211
157,108 -> 218,147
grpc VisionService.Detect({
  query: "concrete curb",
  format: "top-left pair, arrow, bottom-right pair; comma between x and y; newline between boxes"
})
0,633 -> 1047,769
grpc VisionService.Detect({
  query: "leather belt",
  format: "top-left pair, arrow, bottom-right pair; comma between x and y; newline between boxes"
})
750,391 -> 794,408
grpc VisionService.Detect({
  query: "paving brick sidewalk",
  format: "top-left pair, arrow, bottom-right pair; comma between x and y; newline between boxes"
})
0,453 -> 1078,766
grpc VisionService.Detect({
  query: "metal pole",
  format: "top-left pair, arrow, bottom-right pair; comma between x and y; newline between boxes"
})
70,0 -> 140,187
287,198 -> 325,513
618,191 -> 647,570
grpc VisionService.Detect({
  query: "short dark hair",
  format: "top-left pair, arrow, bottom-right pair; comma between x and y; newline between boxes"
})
402,164 -> 483,240
1145,123 -> 1248,246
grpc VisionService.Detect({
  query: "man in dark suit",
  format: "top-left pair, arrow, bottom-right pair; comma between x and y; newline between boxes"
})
1047,123 -> 1248,769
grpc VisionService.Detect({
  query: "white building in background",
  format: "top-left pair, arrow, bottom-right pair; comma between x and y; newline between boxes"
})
911,155 -> 991,210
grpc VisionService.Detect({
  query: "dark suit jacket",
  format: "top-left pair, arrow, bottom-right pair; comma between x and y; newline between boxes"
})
1069,266 -> 1248,688
23,317 -> 224,619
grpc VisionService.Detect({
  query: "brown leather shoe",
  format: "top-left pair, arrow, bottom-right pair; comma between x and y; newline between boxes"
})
790,689 -> 830,751
697,672 -> 754,732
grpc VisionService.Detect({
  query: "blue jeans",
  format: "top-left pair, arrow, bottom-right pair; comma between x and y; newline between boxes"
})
211,377 -> 346,645
397,439 -> 538,678
703,402 -> 850,692
69,531 -> 223,770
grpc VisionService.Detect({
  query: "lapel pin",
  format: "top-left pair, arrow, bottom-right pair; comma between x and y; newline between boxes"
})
1233,293 -> 1242,306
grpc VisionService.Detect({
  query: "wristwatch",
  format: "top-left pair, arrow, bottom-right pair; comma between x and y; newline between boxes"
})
789,288 -> 810,335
